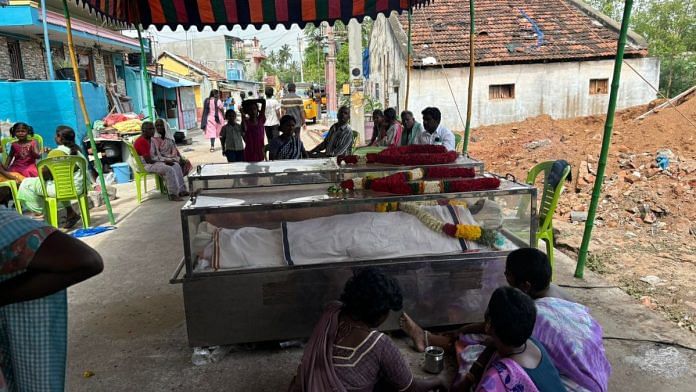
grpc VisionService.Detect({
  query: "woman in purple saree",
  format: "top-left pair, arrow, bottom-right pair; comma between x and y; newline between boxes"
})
289,268 -> 446,392
401,249 -> 611,392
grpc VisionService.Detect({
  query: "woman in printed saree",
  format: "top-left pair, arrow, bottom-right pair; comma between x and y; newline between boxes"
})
152,119 -> 193,175
0,207 -> 103,392
289,268 -> 446,392
268,115 -> 307,161
401,248 -> 610,392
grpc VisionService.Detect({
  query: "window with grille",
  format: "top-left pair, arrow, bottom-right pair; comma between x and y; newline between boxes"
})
589,79 -> 609,95
7,40 -> 24,79
489,84 -> 515,100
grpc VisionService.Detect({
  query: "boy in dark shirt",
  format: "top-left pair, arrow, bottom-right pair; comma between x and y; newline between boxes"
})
220,110 -> 244,162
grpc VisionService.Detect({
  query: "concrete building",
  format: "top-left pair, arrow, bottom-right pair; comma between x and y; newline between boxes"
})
368,0 -> 660,129
158,34 -> 259,82
157,51 -> 227,111
0,0 -> 148,145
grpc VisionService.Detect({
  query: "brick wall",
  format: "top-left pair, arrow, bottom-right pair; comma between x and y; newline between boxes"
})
20,39 -> 47,80
94,50 -> 106,85
0,37 -> 11,80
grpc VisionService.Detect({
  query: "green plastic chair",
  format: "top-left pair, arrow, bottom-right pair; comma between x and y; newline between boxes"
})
47,149 -> 67,158
526,161 -> 571,273
352,130 -> 360,146
0,180 -> 22,214
454,133 -> 462,151
352,146 -> 385,157
125,141 -> 166,204
37,155 -> 90,228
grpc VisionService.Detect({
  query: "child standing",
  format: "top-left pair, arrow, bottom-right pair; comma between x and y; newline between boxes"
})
7,122 -> 40,177
220,110 -> 244,162
241,98 -> 266,162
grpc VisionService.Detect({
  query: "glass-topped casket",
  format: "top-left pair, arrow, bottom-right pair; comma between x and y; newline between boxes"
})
172,173 -> 536,347
188,155 -> 485,192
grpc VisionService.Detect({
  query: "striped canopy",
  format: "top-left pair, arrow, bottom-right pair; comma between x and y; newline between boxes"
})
77,0 -> 431,30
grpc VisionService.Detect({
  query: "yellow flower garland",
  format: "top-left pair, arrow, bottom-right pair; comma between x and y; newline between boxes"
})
400,202 -> 482,241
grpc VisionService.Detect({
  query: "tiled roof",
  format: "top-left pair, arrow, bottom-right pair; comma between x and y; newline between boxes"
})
173,54 -> 227,81
396,0 -> 648,67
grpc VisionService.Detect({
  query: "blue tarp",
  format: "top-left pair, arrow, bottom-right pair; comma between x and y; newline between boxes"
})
151,76 -> 197,89
362,48 -> 370,79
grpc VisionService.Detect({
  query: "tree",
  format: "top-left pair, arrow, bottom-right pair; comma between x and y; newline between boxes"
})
632,0 -> 696,97
587,0 -> 696,97
278,44 -> 292,68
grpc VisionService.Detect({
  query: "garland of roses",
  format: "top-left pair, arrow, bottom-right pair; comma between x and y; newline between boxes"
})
340,172 -> 500,195
337,145 -> 458,166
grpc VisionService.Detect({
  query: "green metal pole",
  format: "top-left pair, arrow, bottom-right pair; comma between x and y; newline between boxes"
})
576,0 -> 633,278
62,0 -> 115,225
137,28 -> 155,120
462,0 -> 475,154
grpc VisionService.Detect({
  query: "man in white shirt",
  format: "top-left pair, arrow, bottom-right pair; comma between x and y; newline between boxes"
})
413,107 -> 456,151
264,87 -> 282,143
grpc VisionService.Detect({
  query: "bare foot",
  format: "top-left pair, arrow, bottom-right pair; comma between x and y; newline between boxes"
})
168,195 -> 183,202
399,312 -> 427,352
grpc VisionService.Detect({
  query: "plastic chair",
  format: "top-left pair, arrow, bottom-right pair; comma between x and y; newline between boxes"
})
352,146 -> 385,157
352,130 -> 360,146
525,161 -> 571,272
47,149 -> 67,158
37,156 -> 90,228
0,180 -> 22,214
454,133 -> 462,151
124,141 -> 166,204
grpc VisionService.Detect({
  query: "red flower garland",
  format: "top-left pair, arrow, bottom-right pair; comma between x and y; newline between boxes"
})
336,155 -> 359,165
340,179 -> 355,190
363,145 -> 458,165
445,177 -> 501,192
425,167 -> 475,179
370,172 -> 413,195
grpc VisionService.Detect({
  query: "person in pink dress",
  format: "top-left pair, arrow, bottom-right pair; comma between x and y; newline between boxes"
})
201,89 -> 224,152
241,98 -> 266,162
7,122 -> 41,177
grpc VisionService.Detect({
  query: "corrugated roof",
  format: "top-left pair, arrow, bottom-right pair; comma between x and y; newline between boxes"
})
396,0 -> 648,67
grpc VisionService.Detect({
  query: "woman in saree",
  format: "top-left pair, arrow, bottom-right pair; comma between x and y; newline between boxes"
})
289,268 -> 446,392
268,115 -> 307,160
0,207 -> 103,391
377,108 -> 403,148
152,119 -> 193,175
17,126 -> 87,228
401,248 -> 610,392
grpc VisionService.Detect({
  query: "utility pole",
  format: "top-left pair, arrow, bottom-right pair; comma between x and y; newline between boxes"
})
325,25 -> 337,121
297,36 -> 305,83
348,20 -> 365,140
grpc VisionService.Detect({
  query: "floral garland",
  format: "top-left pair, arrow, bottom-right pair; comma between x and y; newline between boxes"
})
337,145 -> 458,166
400,202 -> 483,241
340,172 -> 500,195
425,167 -> 475,179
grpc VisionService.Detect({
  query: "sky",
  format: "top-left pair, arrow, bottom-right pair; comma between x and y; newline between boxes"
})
133,25 -> 304,62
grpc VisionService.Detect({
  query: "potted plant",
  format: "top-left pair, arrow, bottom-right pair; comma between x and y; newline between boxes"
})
54,59 -> 87,81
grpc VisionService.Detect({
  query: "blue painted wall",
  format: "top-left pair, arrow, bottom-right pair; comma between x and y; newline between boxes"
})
0,81 -> 108,148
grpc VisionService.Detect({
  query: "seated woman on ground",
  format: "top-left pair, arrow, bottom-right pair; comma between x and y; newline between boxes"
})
152,119 -> 193,175
453,286 -> 566,392
133,121 -> 189,201
18,126 -> 87,228
6,122 -> 41,178
268,115 -> 307,160
402,248 -> 610,392
289,268 -> 446,392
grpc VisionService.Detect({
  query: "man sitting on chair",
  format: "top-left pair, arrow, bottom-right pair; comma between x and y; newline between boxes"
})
133,121 -> 189,201
309,106 -> 353,158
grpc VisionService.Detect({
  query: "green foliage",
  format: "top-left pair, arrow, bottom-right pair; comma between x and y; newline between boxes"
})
256,44 -> 301,84
586,0 -> 696,97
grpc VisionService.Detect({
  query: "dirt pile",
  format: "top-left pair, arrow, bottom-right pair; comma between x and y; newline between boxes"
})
466,91 -> 696,332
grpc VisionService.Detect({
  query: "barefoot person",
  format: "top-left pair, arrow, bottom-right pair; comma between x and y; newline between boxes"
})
401,248 -> 610,392
133,122 -> 189,201
289,268 -> 446,392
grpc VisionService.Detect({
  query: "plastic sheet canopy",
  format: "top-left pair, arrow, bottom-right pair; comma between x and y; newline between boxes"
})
77,0 -> 431,30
